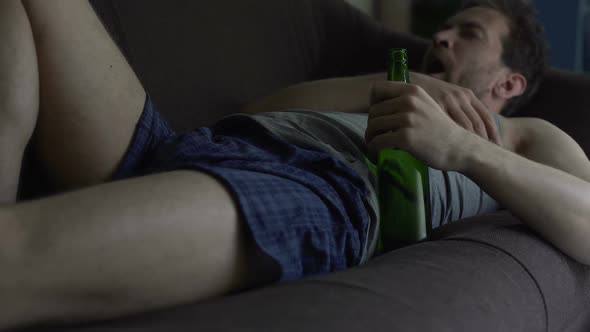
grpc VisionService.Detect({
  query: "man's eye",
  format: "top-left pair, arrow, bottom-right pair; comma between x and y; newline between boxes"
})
461,29 -> 481,39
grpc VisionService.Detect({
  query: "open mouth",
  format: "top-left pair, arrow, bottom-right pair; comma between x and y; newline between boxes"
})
424,57 -> 447,80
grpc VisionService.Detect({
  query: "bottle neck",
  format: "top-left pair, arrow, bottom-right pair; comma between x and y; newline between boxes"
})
388,60 -> 410,83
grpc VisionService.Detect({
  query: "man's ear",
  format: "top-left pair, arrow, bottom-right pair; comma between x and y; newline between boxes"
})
493,72 -> 527,100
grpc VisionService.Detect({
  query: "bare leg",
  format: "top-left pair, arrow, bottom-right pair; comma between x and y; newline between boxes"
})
1,170 -> 277,330
22,0 -> 146,190
0,1 -> 277,330
0,0 -> 39,203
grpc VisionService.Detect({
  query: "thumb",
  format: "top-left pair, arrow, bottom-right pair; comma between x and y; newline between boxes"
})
367,131 -> 403,162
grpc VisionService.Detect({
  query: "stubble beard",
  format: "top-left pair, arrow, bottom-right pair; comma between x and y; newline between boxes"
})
455,64 -> 499,100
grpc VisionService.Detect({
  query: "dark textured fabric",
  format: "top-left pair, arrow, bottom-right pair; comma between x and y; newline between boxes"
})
113,95 -> 371,282
432,212 -> 590,332
111,94 -> 175,181
110,95 -> 174,178
98,0 -> 329,131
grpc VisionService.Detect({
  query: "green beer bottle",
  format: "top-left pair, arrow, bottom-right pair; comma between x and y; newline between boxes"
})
376,48 -> 432,253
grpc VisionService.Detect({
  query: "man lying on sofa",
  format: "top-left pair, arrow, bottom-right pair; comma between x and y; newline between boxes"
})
2,0 -> 589,329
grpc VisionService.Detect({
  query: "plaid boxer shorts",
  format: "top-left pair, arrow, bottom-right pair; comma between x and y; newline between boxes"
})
113,95 -> 372,281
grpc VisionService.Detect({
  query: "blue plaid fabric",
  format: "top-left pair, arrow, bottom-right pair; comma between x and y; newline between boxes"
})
113,95 -> 371,281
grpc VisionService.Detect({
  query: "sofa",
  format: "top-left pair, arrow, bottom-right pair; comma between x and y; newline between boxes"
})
19,0 -> 590,331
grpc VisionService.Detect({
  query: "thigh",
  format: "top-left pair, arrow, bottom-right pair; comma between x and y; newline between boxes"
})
22,0 -> 146,190
6,170 -> 276,328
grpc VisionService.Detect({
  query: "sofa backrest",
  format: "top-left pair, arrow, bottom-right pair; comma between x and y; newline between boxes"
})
89,0 -> 425,130
90,0 -> 590,157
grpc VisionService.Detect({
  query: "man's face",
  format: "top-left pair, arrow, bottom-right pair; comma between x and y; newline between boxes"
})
422,7 -> 511,98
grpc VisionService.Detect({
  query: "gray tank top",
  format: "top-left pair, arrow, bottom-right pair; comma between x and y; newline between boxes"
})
223,110 -> 503,262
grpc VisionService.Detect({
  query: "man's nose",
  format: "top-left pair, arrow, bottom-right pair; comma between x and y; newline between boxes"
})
433,30 -> 454,49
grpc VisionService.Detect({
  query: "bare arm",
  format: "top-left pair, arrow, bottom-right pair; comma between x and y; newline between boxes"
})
243,71 -> 501,145
459,118 -> 590,265
242,72 -> 385,114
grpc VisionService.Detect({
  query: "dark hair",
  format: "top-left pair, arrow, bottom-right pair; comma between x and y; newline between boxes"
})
460,0 -> 548,116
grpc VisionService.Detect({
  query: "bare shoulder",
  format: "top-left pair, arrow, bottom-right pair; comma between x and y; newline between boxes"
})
503,117 -> 577,150
495,115 -> 524,153
502,116 -> 590,181
500,116 -> 555,150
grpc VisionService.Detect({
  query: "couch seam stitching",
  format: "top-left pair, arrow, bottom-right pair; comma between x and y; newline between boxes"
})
441,237 -> 549,332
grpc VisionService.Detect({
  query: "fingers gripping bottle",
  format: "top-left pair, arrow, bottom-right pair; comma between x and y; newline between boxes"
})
376,48 -> 432,254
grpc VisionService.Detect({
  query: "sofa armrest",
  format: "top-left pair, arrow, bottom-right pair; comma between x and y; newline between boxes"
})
36,212 -> 589,332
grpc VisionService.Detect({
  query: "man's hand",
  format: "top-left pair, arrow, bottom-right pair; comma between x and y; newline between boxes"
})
365,81 -> 478,172
411,72 -> 502,146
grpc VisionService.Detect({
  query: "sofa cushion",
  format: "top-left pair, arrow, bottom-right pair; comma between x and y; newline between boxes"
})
28,212 -> 589,332
432,212 -> 590,332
